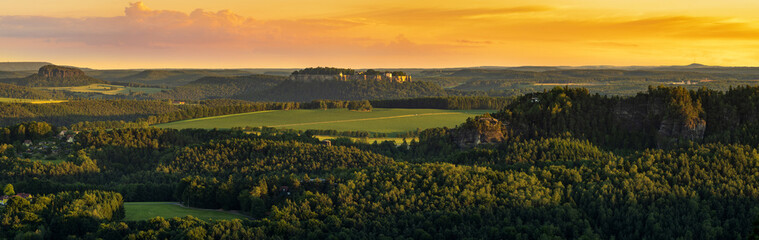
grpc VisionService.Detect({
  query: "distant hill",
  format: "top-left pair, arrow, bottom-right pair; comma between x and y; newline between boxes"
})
85,70 -> 143,81
248,79 -> 448,102
0,70 -> 35,79
0,62 -> 53,71
152,74 -> 285,100
111,69 -> 255,87
447,68 -> 759,91
0,65 -> 106,87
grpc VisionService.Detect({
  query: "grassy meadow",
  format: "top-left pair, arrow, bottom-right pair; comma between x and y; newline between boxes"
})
154,108 -> 491,135
123,202 -> 244,221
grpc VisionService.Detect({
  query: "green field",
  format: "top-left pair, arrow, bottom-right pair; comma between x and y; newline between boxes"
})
124,202 -> 244,221
40,84 -> 163,95
0,97 -> 67,104
155,108 -> 491,135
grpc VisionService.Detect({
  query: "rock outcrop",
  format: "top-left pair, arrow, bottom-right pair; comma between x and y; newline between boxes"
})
0,65 -> 105,87
37,65 -> 86,78
656,117 -> 706,148
289,73 -> 411,83
453,117 -> 505,148
612,96 -> 707,148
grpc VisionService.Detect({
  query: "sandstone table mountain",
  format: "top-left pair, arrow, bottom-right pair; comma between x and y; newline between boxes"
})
0,65 -> 105,87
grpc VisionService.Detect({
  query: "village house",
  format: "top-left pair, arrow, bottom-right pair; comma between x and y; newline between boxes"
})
0,193 -> 33,206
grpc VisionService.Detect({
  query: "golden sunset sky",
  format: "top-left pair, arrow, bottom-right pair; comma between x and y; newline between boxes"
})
1,0 -> 758,68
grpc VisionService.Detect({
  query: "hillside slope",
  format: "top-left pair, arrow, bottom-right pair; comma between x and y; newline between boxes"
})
248,80 -> 448,102
112,69 -> 255,87
0,82 -> 68,99
151,74 -> 285,100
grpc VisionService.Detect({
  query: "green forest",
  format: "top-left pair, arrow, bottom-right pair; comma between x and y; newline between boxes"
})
2,85 -> 759,239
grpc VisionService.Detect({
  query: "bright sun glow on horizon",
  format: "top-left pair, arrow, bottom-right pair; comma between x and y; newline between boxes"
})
1,0 -> 759,69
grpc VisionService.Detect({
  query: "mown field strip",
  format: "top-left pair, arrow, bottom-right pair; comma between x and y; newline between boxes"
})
123,202 -> 246,221
155,108 -> 491,133
268,112 -> 458,127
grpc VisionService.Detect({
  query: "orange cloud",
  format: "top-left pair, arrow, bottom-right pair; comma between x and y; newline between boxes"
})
0,2 -> 464,67
345,6 -> 553,24
0,2 -> 381,49
1,2 -> 759,68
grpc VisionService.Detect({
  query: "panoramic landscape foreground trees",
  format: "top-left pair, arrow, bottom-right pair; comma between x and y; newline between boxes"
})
2,86 -> 759,239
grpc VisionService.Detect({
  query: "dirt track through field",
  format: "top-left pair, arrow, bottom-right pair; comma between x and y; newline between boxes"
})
268,112 -> 458,128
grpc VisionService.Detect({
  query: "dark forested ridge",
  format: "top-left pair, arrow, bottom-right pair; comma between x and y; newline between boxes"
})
108,69 -> 256,87
3,86 -> 759,239
0,83 -> 69,99
251,79 -> 447,101
371,96 -> 513,110
0,98 -> 381,129
460,85 -> 759,149
151,74 -> 285,100
0,99 -> 182,127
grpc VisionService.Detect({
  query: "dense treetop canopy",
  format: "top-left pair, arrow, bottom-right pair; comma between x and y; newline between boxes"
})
2,86 -> 759,239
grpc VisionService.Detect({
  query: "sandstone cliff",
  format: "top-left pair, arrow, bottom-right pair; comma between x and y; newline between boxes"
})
612,95 -> 706,148
452,117 -> 505,148
289,73 -> 411,83
655,117 -> 706,148
0,65 -> 105,87
38,65 -> 86,78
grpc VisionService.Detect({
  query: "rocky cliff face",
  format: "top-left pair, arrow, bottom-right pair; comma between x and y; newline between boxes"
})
613,97 -> 707,148
656,117 -> 706,148
289,74 -> 411,83
38,65 -> 86,78
453,117 -> 505,148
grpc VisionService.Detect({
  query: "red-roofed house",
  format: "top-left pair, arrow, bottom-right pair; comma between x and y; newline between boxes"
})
0,193 -> 33,206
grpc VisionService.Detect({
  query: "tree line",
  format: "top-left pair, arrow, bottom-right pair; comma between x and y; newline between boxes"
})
4,86 -> 759,238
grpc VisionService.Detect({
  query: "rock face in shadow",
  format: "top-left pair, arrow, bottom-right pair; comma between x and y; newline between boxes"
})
453,117 -> 505,148
38,65 -> 86,78
656,117 -> 706,148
